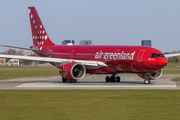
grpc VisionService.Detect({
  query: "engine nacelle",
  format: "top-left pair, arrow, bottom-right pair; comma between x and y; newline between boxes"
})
59,62 -> 86,80
138,69 -> 163,80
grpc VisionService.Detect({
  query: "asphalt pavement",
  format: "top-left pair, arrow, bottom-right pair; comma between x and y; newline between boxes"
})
0,74 -> 180,89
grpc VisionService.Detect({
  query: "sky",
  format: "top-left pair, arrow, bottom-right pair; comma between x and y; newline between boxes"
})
0,0 -> 180,53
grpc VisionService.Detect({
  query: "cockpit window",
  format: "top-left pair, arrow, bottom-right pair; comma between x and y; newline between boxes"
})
150,53 -> 165,57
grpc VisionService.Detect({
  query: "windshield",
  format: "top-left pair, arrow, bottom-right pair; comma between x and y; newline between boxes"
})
150,53 -> 165,57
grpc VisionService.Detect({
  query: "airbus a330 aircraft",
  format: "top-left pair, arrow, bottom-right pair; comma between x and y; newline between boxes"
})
0,7 -> 180,84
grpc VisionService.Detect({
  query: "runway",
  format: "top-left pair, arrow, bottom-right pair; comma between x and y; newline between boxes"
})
0,74 -> 180,89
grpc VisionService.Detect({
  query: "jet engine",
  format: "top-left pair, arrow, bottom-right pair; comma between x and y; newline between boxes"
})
59,62 -> 86,80
138,69 -> 162,80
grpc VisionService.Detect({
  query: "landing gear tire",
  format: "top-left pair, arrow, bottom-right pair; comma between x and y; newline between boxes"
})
62,78 -> 77,83
144,79 -> 150,84
106,76 -> 110,82
115,76 -> 120,82
111,76 -> 115,82
62,78 -> 67,83
67,80 -> 72,83
105,75 -> 121,83
72,80 -> 77,83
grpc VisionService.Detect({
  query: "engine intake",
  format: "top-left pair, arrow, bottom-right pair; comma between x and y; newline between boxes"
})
138,69 -> 162,80
149,69 -> 162,79
59,62 -> 86,80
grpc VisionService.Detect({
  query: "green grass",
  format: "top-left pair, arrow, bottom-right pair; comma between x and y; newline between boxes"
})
172,78 -> 180,81
166,63 -> 180,66
0,67 -> 59,80
163,70 -> 180,74
163,67 -> 180,69
0,90 -> 180,120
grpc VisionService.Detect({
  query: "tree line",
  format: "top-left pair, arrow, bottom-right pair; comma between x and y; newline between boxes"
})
166,51 -> 180,63
2,49 -> 37,66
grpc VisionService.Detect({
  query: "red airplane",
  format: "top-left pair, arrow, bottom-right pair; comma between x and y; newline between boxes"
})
0,7 -> 179,84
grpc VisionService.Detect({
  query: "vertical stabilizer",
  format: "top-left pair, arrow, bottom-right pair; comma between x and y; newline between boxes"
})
28,7 -> 55,46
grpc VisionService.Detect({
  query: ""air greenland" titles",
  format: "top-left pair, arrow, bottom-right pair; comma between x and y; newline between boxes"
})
95,50 -> 136,60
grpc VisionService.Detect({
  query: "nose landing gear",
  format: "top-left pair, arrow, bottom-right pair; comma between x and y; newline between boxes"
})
105,74 -> 120,83
144,74 -> 151,84
144,79 -> 150,84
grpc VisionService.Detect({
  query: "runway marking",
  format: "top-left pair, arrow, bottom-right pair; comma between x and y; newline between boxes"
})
38,76 -> 60,80
84,75 -> 94,79
16,83 -> 177,88
14,76 -> 61,83
129,77 -> 141,81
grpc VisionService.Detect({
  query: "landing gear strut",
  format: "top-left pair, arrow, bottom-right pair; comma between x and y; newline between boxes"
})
105,74 -> 120,83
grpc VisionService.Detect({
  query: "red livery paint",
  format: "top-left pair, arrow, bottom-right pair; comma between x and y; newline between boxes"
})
28,7 -> 55,46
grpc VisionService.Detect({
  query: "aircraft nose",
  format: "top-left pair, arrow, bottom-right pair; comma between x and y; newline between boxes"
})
159,58 -> 168,67
149,58 -> 168,69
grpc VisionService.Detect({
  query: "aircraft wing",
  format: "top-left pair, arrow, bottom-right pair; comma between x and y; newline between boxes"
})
0,44 -> 38,51
165,53 -> 180,58
0,54 -> 107,68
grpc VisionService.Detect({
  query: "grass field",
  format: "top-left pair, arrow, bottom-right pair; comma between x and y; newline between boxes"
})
172,77 -> 180,81
0,90 -> 180,120
0,67 -> 59,80
163,70 -> 180,74
166,63 -> 180,66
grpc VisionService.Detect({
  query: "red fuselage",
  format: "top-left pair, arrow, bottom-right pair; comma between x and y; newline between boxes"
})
31,45 -> 168,74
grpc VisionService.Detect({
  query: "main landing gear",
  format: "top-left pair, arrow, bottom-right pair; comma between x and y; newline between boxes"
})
105,74 -> 120,83
62,78 -> 77,83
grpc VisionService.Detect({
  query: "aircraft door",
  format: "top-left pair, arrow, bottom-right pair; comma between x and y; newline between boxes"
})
70,50 -> 74,59
137,50 -> 145,61
46,47 -> 49,53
